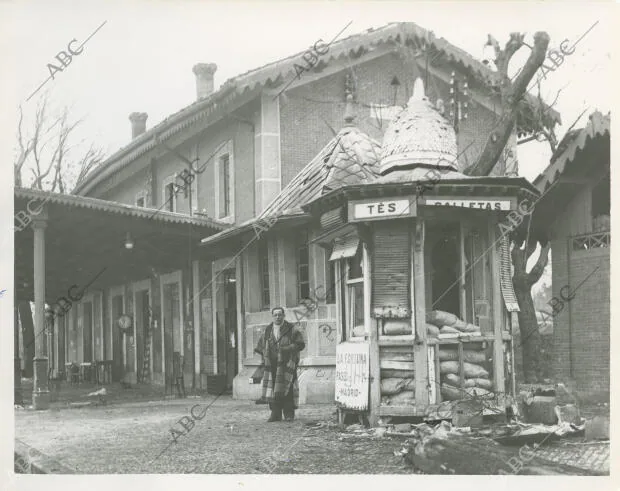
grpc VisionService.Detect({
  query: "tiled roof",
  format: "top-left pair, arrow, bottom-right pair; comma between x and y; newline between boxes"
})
15,187 -> 228,232
258,124 -> 382,219
534,111 -> 610,192
75,22 -> 561,195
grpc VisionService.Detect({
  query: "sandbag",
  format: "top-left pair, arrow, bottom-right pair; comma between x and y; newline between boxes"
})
427,310 -> 459,327
463,362 -> 490,378
469,378 -> 494,390
383,320 -> 412,336
385,390 -> 415,405
441,384 -> 493,401
444,374 -> 475,388
438,350 -> 487,364
439,361 -> 460,374
427,324 -> 440,337
351,324 -> 365,337
403,378 -> 415,391
440,361 -> 490,378
452,319 -> 468,330
381,369 -> 415,379
381,378 -> 406,395
464,323 -> 481,333
453,322 -> 481,333
440,325 -> 460,334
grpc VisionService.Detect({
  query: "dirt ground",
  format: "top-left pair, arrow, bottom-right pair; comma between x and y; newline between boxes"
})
14,396 -> 415,474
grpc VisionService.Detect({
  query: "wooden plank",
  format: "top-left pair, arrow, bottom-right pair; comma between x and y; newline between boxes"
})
459,221 -> 467,321
458,342 -> 465,390
413,219 -> 429,406
434,344 -> 442,403
378,335 -> 415,346
488,218 -> 505,394
379,360 -> 415,370
365,243 -> 380,426
334,261 -> 343,342
379,351 -> 414,362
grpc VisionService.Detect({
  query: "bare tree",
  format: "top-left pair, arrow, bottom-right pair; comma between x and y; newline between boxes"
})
14,93 -> 105,193
463,32 -> 560,383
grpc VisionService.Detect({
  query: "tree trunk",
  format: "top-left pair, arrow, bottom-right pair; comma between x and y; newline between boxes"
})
18,302 -> 35,378
513,279 -> 543,383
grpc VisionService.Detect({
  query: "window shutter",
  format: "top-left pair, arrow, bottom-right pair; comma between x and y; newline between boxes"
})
500,235 -> 520,312
372,221 -> 410,313
329,235 -> 359,261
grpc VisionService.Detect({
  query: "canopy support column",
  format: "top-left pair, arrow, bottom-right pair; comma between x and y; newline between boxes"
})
32,211 -> 50,410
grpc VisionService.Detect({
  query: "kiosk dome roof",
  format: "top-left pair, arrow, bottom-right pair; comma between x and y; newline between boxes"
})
380,78 -> 459,175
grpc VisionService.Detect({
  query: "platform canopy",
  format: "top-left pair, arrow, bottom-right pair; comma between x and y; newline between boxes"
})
14,188 -> 228,304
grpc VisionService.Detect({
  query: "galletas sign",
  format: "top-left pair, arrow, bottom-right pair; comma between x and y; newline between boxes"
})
420,197 -> 516,210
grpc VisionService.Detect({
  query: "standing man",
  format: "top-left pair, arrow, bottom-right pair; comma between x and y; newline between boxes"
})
254,307 -> 305,422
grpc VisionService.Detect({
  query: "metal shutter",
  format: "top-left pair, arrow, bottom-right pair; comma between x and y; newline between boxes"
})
500,235 -> 520,312
372,221 -> 410,312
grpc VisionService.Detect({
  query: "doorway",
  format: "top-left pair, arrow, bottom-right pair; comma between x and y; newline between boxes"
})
110,293 -> 124,381
216,269 -> 238,389
161,271 -> 183,391
83,301 -> 93,363
427,222 -> 461,317
134,288 -> 151,383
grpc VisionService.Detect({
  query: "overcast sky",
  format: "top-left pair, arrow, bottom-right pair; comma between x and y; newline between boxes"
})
0,1 -> 613,185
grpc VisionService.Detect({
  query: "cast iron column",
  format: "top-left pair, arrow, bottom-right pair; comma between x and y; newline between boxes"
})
32,211 -> 50,410
14,305 -> 23,405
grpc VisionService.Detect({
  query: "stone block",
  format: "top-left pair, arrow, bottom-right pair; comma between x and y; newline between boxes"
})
585,416 -> 610,441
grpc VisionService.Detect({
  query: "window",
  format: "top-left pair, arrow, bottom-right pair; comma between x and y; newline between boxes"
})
135,192 -> 145,207
217,153 -> 232,219
258,241 -> 270,310
346,245 -> 364,336
296,230 -> 310,301
162,175 -> 178,212
592,174 -> 610,231
325,247 -> 336,304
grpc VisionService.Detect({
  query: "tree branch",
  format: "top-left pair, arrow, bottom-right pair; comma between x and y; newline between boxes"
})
464,31 -> 550,176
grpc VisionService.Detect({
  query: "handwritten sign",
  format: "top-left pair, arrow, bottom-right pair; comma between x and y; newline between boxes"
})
335,342 -> 370,410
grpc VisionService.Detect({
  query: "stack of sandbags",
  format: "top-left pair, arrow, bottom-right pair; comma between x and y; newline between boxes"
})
426,310 -> 481,336
438,352 -> 494,401
380,345 -> 415,405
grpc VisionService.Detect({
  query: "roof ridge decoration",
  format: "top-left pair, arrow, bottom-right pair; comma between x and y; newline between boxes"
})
379,77 -> 459,175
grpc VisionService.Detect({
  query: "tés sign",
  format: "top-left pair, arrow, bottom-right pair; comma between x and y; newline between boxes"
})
421,197 -> 515,211
349,196 -> 417,222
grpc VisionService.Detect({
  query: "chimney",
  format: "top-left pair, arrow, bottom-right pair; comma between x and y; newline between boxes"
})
192,63 -> 217,100
129,112 -> 148,139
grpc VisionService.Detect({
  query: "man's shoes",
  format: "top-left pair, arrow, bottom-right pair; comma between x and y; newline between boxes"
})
267,412 -> 282,422
283,412 -> 295,421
